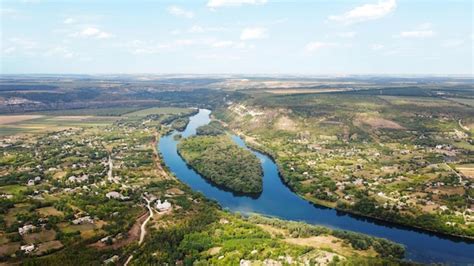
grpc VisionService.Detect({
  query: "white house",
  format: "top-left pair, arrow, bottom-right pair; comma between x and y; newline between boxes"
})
155,199 -> 171,212
19,224 -> 36,235
27,179 -> 35,186
20,244 -> 35,254
72,216 -> 93,225
106,191 -> 129,200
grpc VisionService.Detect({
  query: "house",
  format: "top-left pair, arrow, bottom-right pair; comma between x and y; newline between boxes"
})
69,175 -> 88,183
27,179 -> 35,186
19,224 -> 37,235
104,255 -> 119,265
106,191 -> 129,200
100,236 -> 112,244
155,199 -> 172,212
72,216 -> 93,225
34,176 -> 41,182
20,244 -> 35,254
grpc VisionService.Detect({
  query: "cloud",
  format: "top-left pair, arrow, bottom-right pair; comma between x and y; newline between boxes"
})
328,0 -> 396,24
399,30 -> 435,38
72,27 -> 113,39
3,47 -> 17,55
240,27 -> 267,40
0,8 -> 26,19
305,42 -> 337,53
210,40 -> 254,49
127,38 -> 215,55
188,25 -> 227,33
196,54 -> 241,60
44,46 -> 74,58
442,39 -> 464,47
212,41 -> 235,48
336,31 -> 357,38
3,37 -> 38,56
167,5 -> 194,19
397,23 -> 436,38
207,0 -> 267,8
127,40 -> 171,55
371,43 -> 384,50
63,17 -> 76,24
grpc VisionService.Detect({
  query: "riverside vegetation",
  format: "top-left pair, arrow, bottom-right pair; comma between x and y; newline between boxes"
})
216,86 -> 474,239
178,134 -> 263,194
0,106 -> 407,265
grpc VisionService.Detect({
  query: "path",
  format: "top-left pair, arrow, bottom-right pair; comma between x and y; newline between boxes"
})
459,119 -> 470,131
107,155 -> 113,181
124,255 -> 133,266
139,196 -> 154,245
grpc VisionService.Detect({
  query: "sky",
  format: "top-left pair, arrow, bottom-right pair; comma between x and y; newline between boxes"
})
1,0 -> 473,75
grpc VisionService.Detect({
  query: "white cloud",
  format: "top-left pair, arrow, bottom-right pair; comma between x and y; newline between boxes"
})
337,31 -> 357,38
3,37 -> 38,56
212,41 -> 234,48
442,39 -> 464,47
0,8 -> 26,19
240,27 -> 267,40
207,0 -> 267,8
328,0 -> 396,24
188,25 -> 227,33
44,46 -> 74,58
196,54 -> 241,60
399,30 -> 435,38
20,0 -> 41,3
167,6 -> 194,19
371,43 -> 384,50
305,42 -> 337,53
128,40 -> 170,55
72,27 -> 113,39
189,25 -> 205,33
397,23 -> 436,39
63,17 -> 76,24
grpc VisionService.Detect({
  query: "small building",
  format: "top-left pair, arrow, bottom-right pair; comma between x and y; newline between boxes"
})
72,216 -> 93,225
19,224 -> 37,235
69,174 -> 88,183
27,179 -> 35,186
106,191 -> 129,200
155,199 -> 171,212
104,255 -> 119,265
20,244 -> 35,254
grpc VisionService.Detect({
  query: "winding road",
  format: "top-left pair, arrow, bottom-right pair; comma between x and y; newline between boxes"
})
139,196 -> 154,245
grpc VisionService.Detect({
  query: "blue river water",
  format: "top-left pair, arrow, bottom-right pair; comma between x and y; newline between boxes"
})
159,109 -> 474,264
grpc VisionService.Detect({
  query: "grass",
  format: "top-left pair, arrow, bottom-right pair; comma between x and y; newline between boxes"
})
0,184 -> 28,195
0,126 -> 36,136
35,240 -> 64,255
125,107 -> 191,117
0,115 -> 118,136
31,107 -> 144,116
23,229 -> 57,244
0,242 -> 20,256
37,207 -> 64,217
446,97 -> 474,107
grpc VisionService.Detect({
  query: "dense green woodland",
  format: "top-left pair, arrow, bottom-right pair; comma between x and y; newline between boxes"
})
178,135 -> 263,194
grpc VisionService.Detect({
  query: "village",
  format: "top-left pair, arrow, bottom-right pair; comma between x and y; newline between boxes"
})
0,109 -> 201,263
219,94 -> 474,237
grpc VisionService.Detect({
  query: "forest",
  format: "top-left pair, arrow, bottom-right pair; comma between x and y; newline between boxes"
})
178,135 -> 263,194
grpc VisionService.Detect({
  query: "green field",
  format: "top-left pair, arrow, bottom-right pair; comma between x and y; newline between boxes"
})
446,97 -> 474,107
125,107 -> 192,117
31,107 -> 145,116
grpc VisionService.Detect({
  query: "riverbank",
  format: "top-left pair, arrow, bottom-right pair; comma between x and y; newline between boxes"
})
178,135 -> 263,194
157,109 -> 474,264
234,130 -> 474,241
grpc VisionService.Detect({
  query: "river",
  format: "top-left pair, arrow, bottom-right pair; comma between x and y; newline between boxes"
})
159,109 -> 474,264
